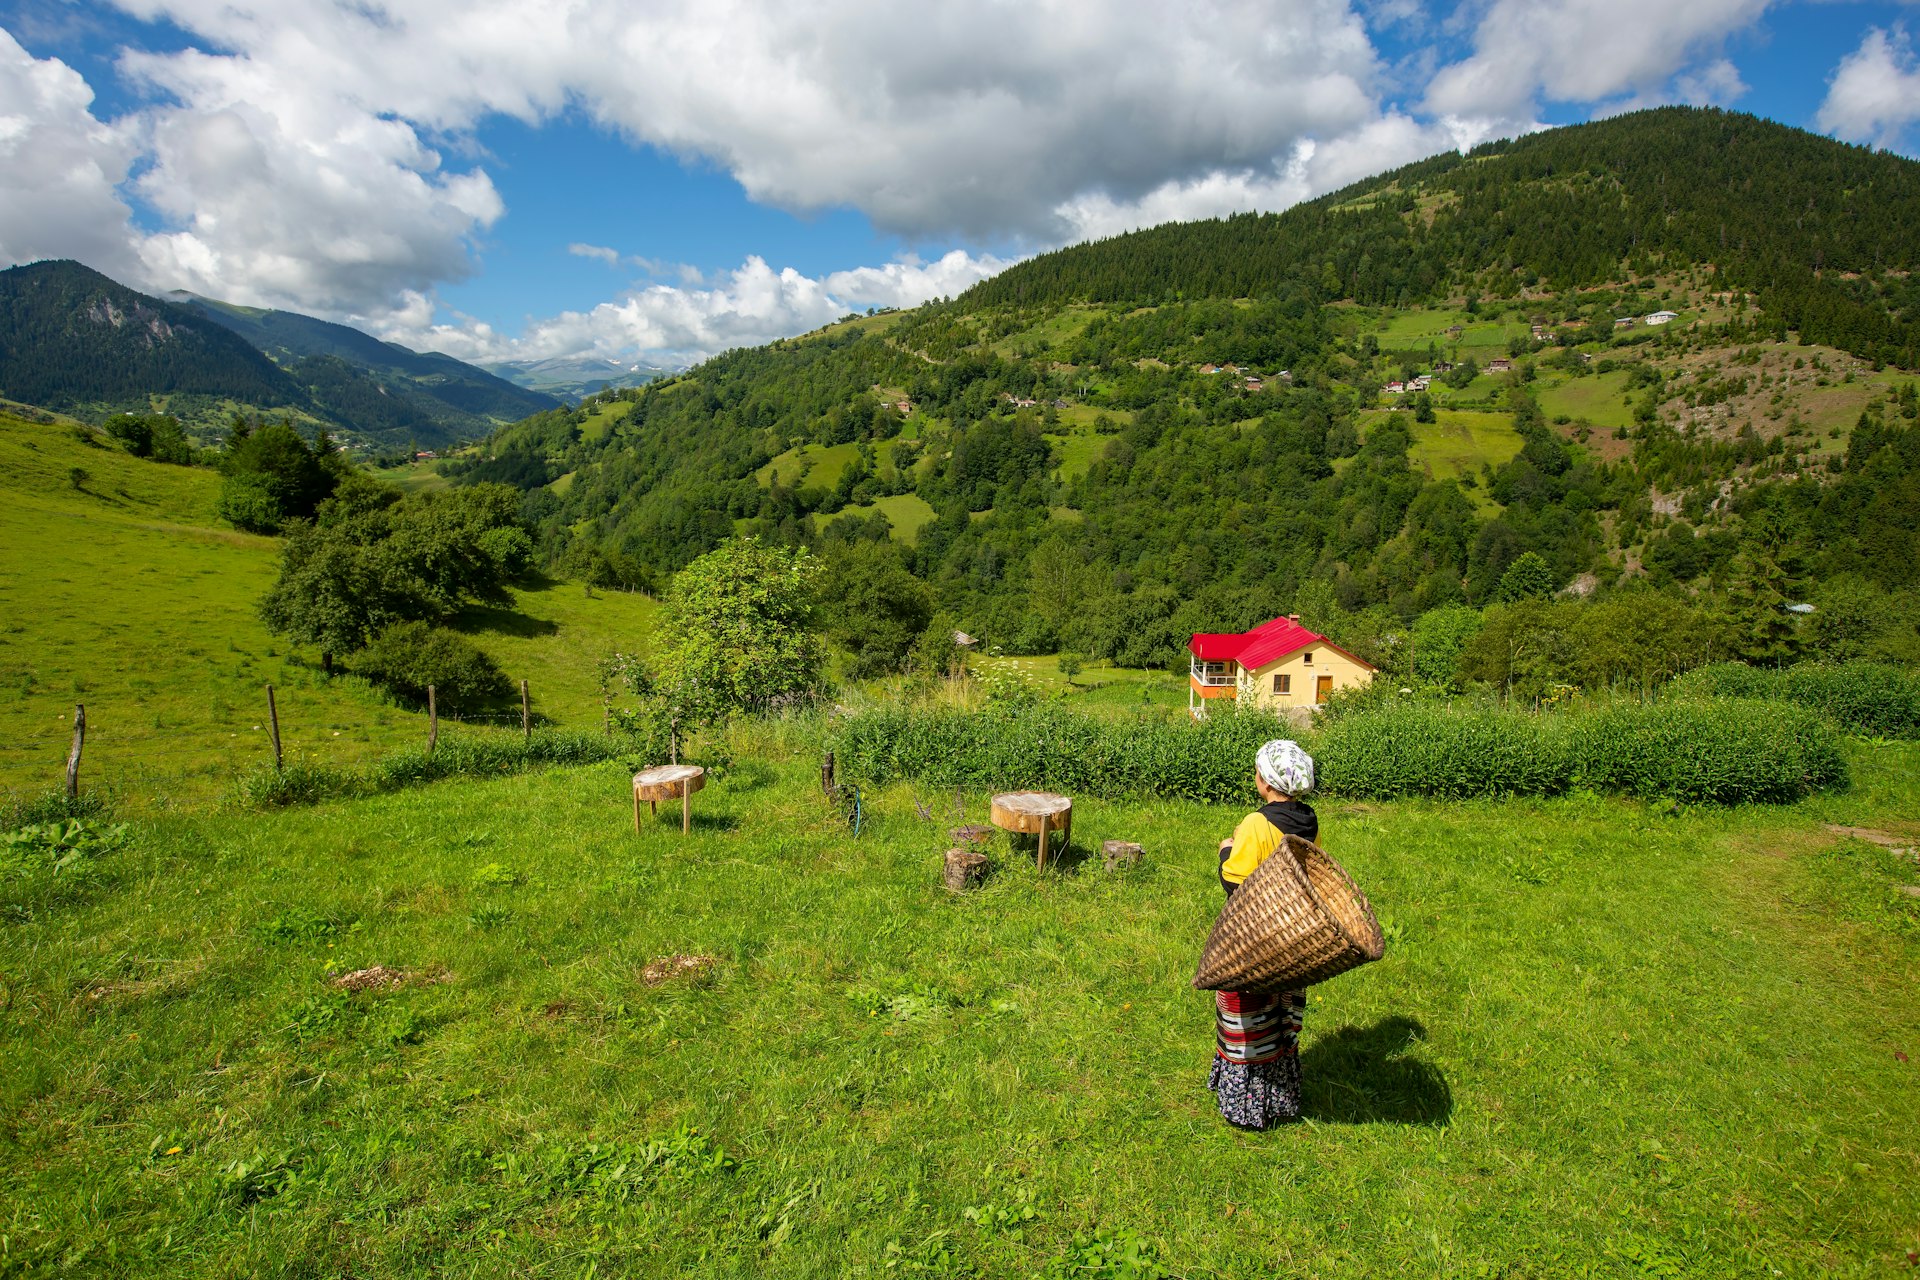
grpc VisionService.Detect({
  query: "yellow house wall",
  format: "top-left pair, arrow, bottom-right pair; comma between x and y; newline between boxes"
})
1241,647 -> 1373,711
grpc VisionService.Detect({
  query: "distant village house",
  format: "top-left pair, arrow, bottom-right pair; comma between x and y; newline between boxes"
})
1188,615 -> 1377,720
1644,310 -> 1679,325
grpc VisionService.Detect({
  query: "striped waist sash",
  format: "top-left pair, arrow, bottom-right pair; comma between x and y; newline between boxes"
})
1214,990 -> 1305,1065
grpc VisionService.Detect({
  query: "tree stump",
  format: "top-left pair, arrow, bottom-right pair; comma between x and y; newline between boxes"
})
1101,840 -> 1143,871
944,848 -> 990,891
989,791 -> 1072,870
950,824 -> 994,850
634,764 -> 706,834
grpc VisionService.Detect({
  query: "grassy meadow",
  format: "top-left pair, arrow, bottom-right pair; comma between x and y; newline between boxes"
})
0,416 -> 653,811
2,730 -> 1915,1276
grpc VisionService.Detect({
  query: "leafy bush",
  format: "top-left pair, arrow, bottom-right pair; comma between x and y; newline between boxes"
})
832,698 -> 1847,805
1568,700 -> 1847,804
477,526 -> 536,580
353,622 -> 510,710
1,817 -> 127,922
831,703 -> 1279,804
1315,705 -> 1572,799
216,472 -> 283,533
1670,660 -> 1920,737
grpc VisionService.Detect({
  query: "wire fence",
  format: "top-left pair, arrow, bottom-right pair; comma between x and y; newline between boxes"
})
1,680 -> 607,813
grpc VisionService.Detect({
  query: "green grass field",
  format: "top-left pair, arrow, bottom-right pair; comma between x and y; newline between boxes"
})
2,731 -> 1913,1276
0,415 -> 652,811
756,442 -> 864,490
1537,371 -> 1638,429
577,398 -> 637,444
1045,429 -> 1118,482
970,653 -> 1187,712
815,493 -> 939,545
1357,410 -> 1522,503
1376,310 -> 1530,352
369,461 -> 453,495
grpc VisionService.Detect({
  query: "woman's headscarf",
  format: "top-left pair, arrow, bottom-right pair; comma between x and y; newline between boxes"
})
1256,739 -> 1315,796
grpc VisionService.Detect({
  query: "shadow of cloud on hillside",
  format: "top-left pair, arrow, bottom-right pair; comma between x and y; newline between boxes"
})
1299,1015 -> 1452,1126
451,605 -> 559,639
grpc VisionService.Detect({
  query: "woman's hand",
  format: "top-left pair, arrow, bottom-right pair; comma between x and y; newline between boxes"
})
1218,837 -> 1233,853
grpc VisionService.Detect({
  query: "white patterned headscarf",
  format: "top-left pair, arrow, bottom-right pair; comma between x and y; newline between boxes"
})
1256,739 -> 1315,796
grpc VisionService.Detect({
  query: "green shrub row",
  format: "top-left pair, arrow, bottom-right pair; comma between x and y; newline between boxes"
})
237,728 -> 630,808
1668,661 -> 1920,737
829,704 -> 1281,804
831,699 -> 1848,806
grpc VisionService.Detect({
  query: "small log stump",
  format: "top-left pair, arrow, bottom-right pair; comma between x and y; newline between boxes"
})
950,823 -> 994,850
1101,840 -> 1143,871
944,847 -> 990,891
634,764 -> 706,834
989,791 -> 1072,870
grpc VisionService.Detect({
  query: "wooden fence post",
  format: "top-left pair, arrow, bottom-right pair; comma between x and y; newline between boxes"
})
265,683 -> 283,771
427,685 -> 438,755
65,704 -> 85,799
520,679 -> 531,742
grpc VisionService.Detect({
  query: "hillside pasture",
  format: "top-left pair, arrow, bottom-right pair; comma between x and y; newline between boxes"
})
0,740 -> 1913,1276
1045,428 -> 1118,482
755,442 -> 863,491
1377,309 -> 1530,352
1536,370 -> 1638,429
0,415 -> 651,810
814,493 -> 938,545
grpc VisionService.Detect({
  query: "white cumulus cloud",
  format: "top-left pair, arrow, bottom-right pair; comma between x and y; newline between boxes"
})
0,29 -> 142,276
1424,0 -> 1769,121
1817,26 -> 1920,150
366,249 -> 1013,365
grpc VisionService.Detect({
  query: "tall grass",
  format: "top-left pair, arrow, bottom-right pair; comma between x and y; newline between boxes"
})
832,698 -> 1848,805
238,727 -> 633,807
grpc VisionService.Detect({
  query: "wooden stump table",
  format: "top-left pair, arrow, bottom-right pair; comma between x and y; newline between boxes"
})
989,791 -> 1073,870
634,764 -> 706,834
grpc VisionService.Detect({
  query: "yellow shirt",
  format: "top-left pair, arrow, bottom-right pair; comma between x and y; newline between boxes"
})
1219,800 -> 1319,889
1220,811 -> 1286,888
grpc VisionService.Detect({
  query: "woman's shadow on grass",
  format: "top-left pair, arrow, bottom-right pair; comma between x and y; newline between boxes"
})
1299,1016 -> 1452,1126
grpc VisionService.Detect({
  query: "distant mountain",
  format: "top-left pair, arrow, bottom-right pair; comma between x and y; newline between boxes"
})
173,295 -> 559,424
0,260 -> 564,449
484,354 -> 676,401
0,260 -> 304,419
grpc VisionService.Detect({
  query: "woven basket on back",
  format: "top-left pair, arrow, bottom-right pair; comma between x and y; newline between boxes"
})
1193,834 -> 1384,993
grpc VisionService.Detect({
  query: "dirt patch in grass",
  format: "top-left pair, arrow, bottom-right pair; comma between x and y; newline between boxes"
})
641,953 -> 717,986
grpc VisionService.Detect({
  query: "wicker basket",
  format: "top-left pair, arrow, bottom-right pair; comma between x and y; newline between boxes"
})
1193,835 -> 1384,992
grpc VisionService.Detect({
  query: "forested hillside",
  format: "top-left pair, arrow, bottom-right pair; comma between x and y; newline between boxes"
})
449,107 -> 1920,672
0,261 -> 558,449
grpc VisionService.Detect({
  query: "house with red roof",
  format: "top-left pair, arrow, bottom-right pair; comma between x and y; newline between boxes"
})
1188,615 -> 1377,719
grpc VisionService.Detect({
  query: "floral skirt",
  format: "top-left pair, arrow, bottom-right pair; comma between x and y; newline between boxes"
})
1208,989 -> 1305,1129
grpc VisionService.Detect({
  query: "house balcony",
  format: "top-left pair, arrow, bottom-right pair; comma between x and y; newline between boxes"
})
1189,658 -> 1239,702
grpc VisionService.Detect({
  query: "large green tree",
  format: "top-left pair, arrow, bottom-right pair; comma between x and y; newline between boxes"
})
653,538 -> 825,721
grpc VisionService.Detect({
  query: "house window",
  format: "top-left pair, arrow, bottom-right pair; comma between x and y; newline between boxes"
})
1302,651 -> 1315,665
1273,674 -> 1290,695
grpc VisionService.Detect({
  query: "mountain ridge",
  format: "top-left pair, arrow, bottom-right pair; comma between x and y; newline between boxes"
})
0,260 -> 562,449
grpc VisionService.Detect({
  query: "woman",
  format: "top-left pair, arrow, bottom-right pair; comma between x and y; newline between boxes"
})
1207,738 -> 1318,1129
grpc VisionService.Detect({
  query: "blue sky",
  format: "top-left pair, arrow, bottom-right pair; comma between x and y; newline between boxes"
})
3,1 -> 1919,366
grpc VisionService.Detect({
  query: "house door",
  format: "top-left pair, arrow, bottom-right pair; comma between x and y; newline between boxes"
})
1315,676 -> 1333,705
